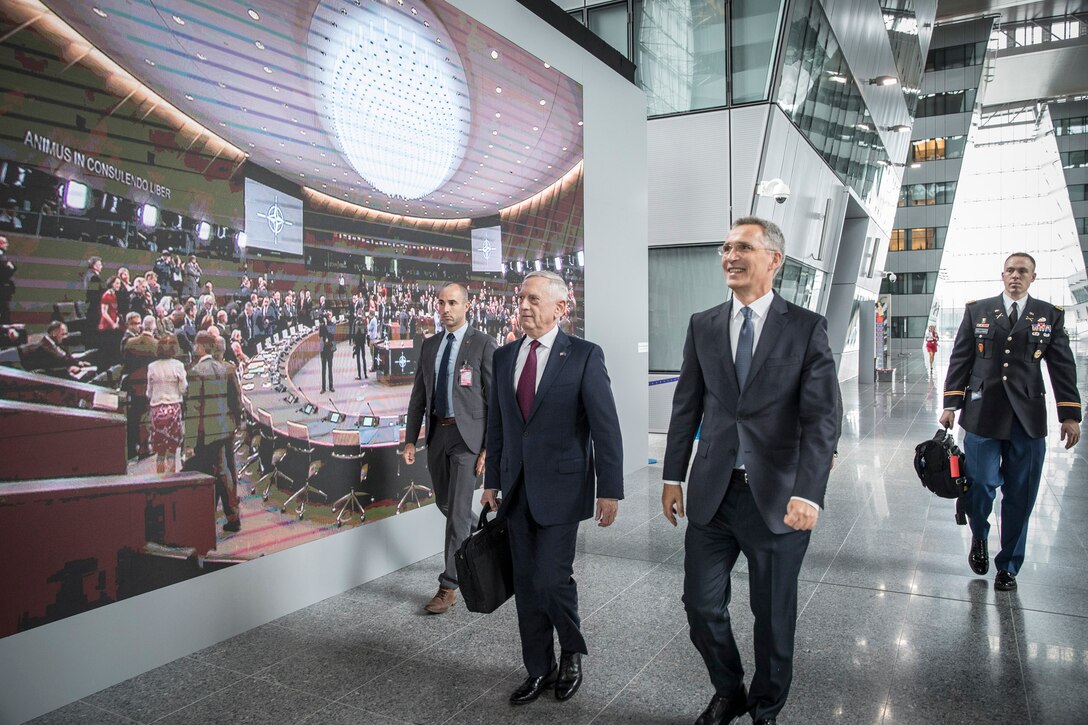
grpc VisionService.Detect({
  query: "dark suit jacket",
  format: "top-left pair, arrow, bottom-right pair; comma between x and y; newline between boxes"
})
122,333 -> 159,397
486,329 -> 624,526
184,355 -> 241,449
944,294 -> 1081,439
405,326 -> 497,454
663,294 -> 839,535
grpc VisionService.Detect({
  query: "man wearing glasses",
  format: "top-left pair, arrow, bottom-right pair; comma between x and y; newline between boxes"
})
662,217 -> 839,725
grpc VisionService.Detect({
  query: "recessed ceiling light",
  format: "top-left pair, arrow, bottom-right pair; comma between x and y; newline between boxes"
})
532,126 -> 539,131
544,62 -> 551,69
144,58 -> 156,66
524,145 -> 530,150
495,112 -> 501,118
260,126 -> 267,131
172,15 -> 185,25
272,86 -> 280,92
539,99 -> 547,106
197,53 -> 208,61
274,158 -> 281,163
184,94 -> 194,101
92,7 -> 108,18
247,9 -> 261,21
577,121 -> 583,126
562,147 -> 567,151
255,40 -> 265,50
218,121 -> 226,127
263,66 -> 273,74
492,130 -> 498,136
495,87 -> 502,94
490,50 -> 499,60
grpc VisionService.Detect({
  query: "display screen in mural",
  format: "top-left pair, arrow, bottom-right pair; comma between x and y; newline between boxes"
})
243,179 -> 304,256
0,0 -> 584,639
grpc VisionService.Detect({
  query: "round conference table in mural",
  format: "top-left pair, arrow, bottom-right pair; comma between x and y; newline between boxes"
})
239,323 -> 433,508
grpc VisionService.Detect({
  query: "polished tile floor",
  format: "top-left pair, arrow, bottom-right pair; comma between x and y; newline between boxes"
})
30,353 -> 1088,724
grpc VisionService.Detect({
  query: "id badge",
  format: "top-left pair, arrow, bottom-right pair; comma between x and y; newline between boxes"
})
459,366 -> 473,386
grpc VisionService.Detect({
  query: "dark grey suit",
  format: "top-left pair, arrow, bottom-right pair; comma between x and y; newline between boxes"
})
405,326 -> 497,589
663,293 -> 838,721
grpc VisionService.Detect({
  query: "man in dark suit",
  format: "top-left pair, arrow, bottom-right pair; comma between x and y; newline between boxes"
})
483,270 -> 624,705
122,316 -> 159,459
237,301 -> 259,353
28,321 -> 90,379
184,330 -> 243,533
319,310 -> 336,394
404,283 -> 497,613
662,217 -> 839,725
940,252 -> 1081,591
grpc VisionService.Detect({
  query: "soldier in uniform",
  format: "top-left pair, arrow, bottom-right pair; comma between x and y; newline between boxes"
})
940,252 -> 1081,591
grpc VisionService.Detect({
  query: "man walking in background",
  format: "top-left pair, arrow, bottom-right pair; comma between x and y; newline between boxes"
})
941,252 -> 1081,591
403,283 -> 497,614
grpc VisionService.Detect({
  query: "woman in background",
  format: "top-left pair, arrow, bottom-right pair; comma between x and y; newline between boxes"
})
925,324 -> 939,374
146,335 -> 187,474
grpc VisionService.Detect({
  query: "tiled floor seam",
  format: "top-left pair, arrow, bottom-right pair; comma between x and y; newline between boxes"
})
584,625 -> 691,725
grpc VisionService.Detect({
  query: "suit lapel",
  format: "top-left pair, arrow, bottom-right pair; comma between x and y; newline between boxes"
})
421,332 -> 441,397
454,327 -> 475,370
710,302 -> 740,401
527,329 -> 571,424
744,293 -> 789,390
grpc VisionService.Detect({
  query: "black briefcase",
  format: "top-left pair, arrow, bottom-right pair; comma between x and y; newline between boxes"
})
455,501 -> 514,614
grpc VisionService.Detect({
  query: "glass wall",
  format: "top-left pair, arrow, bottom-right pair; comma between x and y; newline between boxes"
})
881,0 -> 925,114
731,0 -> 786,104
910,135 -> 968,162
1055,115 -> 1088,136
925,41 -> 987,71
777,0 -> 895,207
889,226 -> 947,251
916,88 -> 977,118
774,256 -> 826,311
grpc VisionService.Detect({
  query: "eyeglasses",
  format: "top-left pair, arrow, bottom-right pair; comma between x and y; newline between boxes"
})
718,242 -> 774,256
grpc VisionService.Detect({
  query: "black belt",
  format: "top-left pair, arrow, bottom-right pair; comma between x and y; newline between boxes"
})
433,416 -> 456,426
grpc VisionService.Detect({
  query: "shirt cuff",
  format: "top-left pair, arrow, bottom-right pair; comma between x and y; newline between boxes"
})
790,496 -> 821,511
663,481 -> 683,488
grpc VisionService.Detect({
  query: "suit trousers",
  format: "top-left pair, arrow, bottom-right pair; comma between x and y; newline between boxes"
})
127,393 -> 148,459
426,422 -> 479,589
684,472 -> 810,722
320,349 -> 334,391
507,481 -> 587,677
963,416 -> 1046,575
191,435 -> 238,524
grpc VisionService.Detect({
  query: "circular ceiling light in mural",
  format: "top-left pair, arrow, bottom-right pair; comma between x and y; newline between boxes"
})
309,1 -> 470,201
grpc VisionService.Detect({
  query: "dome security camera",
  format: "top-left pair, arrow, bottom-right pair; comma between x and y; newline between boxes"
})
757,178 -> 791,204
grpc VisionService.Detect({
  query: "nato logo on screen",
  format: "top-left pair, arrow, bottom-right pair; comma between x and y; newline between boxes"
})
471,225 -> 503,273
244,178 -> 304,256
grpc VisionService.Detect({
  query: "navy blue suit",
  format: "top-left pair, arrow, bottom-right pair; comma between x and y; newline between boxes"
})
663,293 -> 839,721
486,329 -> 623,676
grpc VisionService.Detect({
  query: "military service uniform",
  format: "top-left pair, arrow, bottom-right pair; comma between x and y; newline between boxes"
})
944,294 -> 1081,575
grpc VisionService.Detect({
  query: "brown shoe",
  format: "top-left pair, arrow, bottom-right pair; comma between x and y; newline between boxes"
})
424,587 -> 457,614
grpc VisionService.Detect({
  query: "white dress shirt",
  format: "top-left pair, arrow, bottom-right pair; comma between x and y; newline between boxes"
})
666,291 -> 820,512
513,323 -> 560,392
434,322 -> 468,417
1002,292 -> 1028,319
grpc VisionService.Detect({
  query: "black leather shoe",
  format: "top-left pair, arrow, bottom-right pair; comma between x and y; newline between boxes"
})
555,652 -> 583,701
694,685 -> 748,725
509,668 -> 558,705
995,570 -> 1017,591
754,720 -> 777,725
969,538 -> 989,575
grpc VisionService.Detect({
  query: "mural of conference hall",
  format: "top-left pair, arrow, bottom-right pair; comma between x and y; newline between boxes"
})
0,0 -> 586,639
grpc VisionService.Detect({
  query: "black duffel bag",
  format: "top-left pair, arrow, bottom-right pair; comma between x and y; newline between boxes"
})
455,500 -> 514,613
914,428 -> 971,524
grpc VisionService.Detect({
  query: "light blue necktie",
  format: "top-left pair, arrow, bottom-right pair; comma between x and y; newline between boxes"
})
735,307 -> 753,468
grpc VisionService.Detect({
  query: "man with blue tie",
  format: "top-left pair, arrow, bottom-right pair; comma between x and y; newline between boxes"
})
482,270 -> 624,706
940,253 -> 1081,591
404,283 -> 497,614
662,217 -> 839,725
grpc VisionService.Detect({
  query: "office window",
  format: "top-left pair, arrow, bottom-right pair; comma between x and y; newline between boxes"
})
774,256 -> 826,312
1077,217 -> 1088,235
916,88 -> 977,118
1062,150 -> 1088,169
925,40 -> 987,71
1069,184 -> 1087,202
907,181 -> 957,206
1055,115 -> 1088,136
910,134 -> 967,162
890,228 -> 906,251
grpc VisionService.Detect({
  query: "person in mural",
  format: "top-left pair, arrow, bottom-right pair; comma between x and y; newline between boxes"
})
122,315 -> 159,460
924,323 -> 939,374
482,271 -> 623,705
662,217 -> 839,725
319,309 -> 337,394
0,236 -> 15,324
940,252 -> 1081,591
31,321 -> 90,379
403,283 -> 497,614
98,275 -> 123,367
146,334 -> 187,474
184,330 -> 243,533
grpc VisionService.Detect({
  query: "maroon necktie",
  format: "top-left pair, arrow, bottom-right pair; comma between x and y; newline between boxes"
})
516,339 -> 541,421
